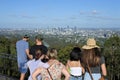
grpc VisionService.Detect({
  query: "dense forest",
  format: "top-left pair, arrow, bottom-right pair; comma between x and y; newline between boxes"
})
0,34 -> 120,80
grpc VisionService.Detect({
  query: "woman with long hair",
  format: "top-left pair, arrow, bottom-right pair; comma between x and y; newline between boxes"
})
81,38 -> 107,80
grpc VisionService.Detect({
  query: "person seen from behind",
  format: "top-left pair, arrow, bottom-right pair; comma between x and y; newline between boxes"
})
66,47 -> 84,80
30,35 -> 48,59
81,38 -> 107,80
16,35 -> 33,80
32,48 -> 70,80
26,49 -> 49,80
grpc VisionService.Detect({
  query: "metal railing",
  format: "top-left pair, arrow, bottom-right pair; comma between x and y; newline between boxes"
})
0,53 -> 19,79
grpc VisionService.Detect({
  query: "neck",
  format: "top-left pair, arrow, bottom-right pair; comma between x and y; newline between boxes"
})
23,38 -> 26,41
36,42 -> 42,45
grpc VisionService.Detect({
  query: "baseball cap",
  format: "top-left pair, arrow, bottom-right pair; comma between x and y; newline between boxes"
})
23,35 -> 29,38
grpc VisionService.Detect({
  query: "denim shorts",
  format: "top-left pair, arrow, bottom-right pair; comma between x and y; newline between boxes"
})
70,75 -> 82,80
84,72 -> 101,80
18,62 -> 27,73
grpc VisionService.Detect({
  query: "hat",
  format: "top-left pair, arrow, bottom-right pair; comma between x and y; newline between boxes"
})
23,35 -> 29,38
82,38 -> 99,49
35,35 -> 44,41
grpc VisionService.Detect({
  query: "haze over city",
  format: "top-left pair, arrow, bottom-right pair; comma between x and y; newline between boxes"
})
0,0 -> 120,29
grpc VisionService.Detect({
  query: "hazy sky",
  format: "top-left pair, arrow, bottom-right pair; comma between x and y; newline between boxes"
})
0,0 -> 120,28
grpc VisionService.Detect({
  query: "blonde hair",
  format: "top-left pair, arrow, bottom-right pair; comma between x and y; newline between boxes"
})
47,48 -> 57,59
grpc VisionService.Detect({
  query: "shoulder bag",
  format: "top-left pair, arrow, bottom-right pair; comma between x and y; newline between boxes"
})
47,68 -> 53,80
87,60 -> 105,80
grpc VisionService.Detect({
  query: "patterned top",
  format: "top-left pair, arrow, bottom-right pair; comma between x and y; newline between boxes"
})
40,60 -> 64,80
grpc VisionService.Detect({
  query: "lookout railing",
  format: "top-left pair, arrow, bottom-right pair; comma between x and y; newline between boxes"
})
0,53 -> 19,79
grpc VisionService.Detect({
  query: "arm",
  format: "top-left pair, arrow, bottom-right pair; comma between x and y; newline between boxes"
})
65,60 -> 70,72
62,67 -> 70,80
26,49 -> 33,59
101,63 -> 107,76
32,68 -> 42,80
82,67 -> 85,74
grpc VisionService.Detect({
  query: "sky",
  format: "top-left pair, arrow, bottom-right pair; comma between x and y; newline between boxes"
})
0,0 -> 120,29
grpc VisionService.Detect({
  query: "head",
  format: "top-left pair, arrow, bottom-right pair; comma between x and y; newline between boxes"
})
35,49 -> 42,60
35,35 -> 43,42
81,38 -> 101,67
35,35 -> 50,48
70,47 -> 81,61
23,35 -> 29,41
35,48 -> 49,62
47,48 -> 57,59
36,45 -> 49,63
82,38 -> 99,49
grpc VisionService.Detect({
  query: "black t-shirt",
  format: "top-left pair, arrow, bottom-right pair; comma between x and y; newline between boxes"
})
30,44 -> 48,58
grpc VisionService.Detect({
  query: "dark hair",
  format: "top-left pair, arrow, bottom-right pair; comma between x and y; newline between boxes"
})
35,49 -> 42,60
70,47 -> 81,61
41,55 -> 49,63
41,47 -> 49,63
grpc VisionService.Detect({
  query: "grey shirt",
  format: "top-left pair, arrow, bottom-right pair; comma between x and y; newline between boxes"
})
87,56 -> 105,73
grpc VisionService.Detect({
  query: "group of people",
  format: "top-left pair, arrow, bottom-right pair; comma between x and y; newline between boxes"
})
16,35 -> 107,80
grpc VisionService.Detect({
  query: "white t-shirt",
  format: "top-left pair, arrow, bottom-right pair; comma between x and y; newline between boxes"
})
26,59 -> 49,80
70,67 -> 82,76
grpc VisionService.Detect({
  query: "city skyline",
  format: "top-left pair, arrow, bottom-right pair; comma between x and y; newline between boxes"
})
0,0 -> 120,29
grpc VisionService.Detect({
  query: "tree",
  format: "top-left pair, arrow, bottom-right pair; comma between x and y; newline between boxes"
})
57,45 -> 74,64
103,35 -> 120,80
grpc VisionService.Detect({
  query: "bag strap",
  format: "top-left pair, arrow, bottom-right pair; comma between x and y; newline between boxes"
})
46,60 -> 57,80
87,60 -> 94,80
47,68 -> 53,80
